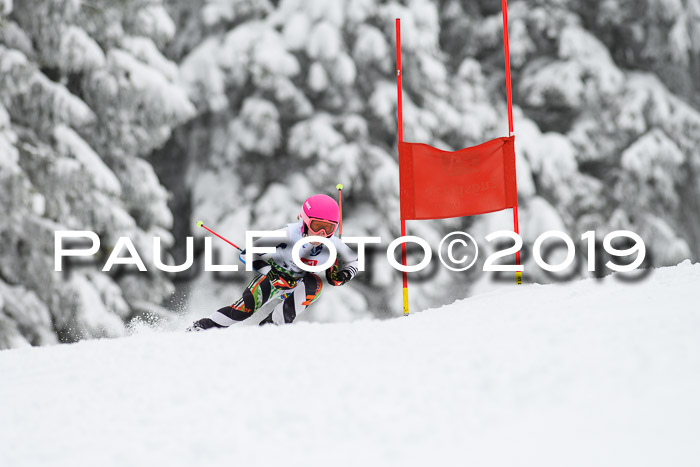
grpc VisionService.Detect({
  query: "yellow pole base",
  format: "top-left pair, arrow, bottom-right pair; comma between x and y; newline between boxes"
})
403,287 -> 409,316
516,271 -> 523,285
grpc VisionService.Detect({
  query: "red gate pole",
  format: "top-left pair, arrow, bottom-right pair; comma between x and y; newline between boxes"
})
396,18 -> 410,314
501,0 -> 523,285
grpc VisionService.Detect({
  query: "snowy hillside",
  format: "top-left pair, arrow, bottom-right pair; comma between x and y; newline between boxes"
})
2,262 -> 699,467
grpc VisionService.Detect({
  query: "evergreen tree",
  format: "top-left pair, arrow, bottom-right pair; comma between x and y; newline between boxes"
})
169,0 -> 519,318
441,0 -> 699,274
0,0 -> 194,348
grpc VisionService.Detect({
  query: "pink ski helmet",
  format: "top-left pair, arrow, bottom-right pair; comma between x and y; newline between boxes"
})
300,194 -> 339,237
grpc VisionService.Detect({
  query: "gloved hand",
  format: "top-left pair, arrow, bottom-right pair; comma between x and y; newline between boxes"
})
326,264 -> 351,286
266,267 -> 297,289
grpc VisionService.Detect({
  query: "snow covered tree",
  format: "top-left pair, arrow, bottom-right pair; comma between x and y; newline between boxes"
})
165,0 -> 524,318
441,0 -> 700,276
0,0 -> 194,348
163,0 -> 699,320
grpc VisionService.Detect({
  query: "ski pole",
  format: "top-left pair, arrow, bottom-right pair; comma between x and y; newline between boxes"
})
196,221 -> 243,251
330,184 -> 344,275
336,183 -> 343,238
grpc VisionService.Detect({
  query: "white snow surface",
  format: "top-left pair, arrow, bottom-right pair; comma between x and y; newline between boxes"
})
1,262 -> 700,466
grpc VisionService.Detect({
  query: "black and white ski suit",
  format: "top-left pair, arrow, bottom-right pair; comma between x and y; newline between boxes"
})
193,220 -> 358,329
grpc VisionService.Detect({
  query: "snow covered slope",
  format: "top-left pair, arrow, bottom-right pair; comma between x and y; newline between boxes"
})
1,263 -> 699,467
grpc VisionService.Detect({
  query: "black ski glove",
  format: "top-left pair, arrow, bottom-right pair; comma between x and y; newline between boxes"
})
326,264 -> 351,286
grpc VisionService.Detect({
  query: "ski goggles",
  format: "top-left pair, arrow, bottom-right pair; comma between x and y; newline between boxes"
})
307,218 -> 338,237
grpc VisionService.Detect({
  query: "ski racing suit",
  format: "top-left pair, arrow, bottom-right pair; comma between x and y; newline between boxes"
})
192,220 -> 358,329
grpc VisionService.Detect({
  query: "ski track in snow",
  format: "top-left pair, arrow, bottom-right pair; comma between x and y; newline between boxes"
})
1,263 -> 700,467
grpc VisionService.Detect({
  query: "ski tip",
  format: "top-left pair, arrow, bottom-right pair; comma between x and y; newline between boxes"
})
336,183 -> 344,190
196,221 -> 203,228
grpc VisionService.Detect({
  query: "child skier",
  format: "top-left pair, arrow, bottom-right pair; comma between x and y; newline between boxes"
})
186,194 -> 358,330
